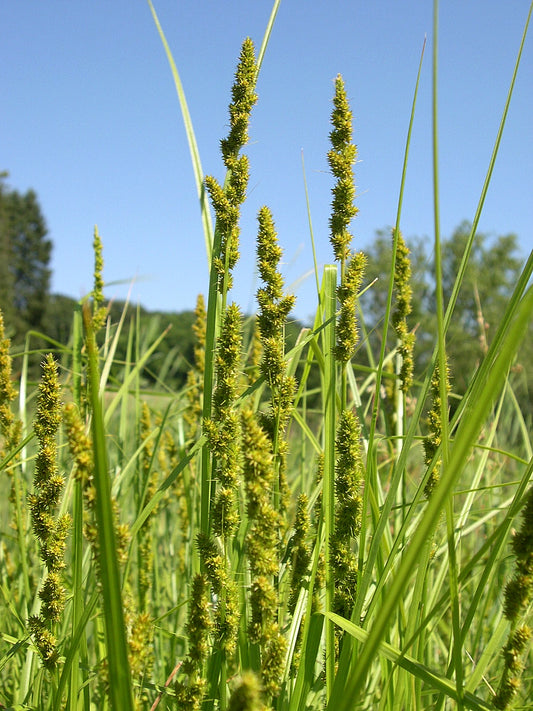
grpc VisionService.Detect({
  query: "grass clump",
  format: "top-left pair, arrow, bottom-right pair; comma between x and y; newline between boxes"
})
0,4 -> 532,710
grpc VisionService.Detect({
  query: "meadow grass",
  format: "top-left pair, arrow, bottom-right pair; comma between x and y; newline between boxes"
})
1,1 -> 533,709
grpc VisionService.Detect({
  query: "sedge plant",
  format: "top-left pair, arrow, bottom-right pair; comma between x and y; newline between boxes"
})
0,2 -> 532,710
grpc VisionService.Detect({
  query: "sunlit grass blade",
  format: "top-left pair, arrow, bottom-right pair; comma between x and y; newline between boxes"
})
322,264 -> 337,701
147,0 -> 214,264
67,304 -> 85,711
301,150 -> 321,303
83,305 -> 134,711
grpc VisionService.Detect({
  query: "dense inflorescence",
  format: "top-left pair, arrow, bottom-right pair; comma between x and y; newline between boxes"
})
28,355 -> 70,669
423,360 -> 451,498
205,38 -> 258,293
392,229 -> 415,393
494,486 -> 533,709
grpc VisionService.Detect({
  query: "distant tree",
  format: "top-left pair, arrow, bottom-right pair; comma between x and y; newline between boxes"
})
360,223 -> 528,398
439,221 -> 524,391
0,174 -> 52,340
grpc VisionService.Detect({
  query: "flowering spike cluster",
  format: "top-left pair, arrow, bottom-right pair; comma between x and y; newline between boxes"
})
220,38 -> 258,162
241,407 -> 287,698
334,252 -> 366,363
185,294 -> 207,440
326,77 -> 366,365
91,226 -> 107,332
28,355 -> 70,669
126,608 -> 153,707
138,402 -> 159,609
200,305 -> 242,667
205,176 -> 242,290
288,493 -> 311,614
175,573 -> 213,710
392,230 -> 415,392
196,533 -> 239,659
423,360 -> 450,498
493,626 -> 531,709
245,206 -> 297,696
255,206 -> 296,510
328,75 -> 358,265
63,402 -> 129,566
204,303 -> 243,538
206,38 -> 258,292
0,310 -> 22,467
331,410 -> 363,619
246,321 -> 263,384
256,207 -> 296,332
493,486 -> 533,708
228,671 -> 266,711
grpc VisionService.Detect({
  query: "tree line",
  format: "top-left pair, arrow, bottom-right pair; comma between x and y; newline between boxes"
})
1,174 -> 530,414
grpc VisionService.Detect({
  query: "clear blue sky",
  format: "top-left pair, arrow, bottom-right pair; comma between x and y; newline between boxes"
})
2,1 -> 532,322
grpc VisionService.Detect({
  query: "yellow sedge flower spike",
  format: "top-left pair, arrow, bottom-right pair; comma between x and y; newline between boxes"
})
91,226 -> 107,332
205,38 -> 258,292
328,75 -> 358,266
494,486 -> 533,708
423,360 -> 451,498
204,303 -> 243,538
28,354 -> 70,669
392,230 -> 415,392
175,573 -> 213,711
0,310 -> 21,461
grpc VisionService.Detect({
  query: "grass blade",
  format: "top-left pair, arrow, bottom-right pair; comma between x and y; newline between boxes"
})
147,0 -> 214,263
83,306 -> 134,711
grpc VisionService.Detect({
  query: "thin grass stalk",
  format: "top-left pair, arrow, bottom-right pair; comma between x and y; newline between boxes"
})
82,305 -> 134,711
430,4 -> 464,706
301,150 -> 321,303
322,265 -> 337,701
391,31 -> 423,463
147,0 -> 214,264
67,305 -> 85,711
119,316 -> 135,464
443,1 -> 533,336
